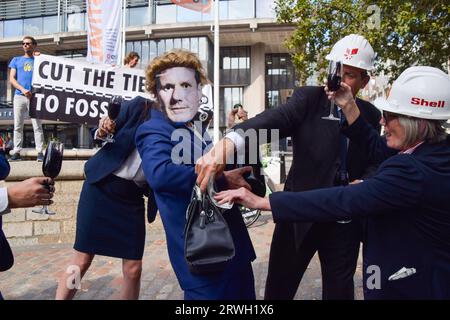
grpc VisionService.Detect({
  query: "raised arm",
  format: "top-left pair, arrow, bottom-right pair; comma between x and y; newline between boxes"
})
269,155 -> 422,222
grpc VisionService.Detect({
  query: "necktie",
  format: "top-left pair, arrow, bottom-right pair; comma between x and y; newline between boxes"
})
337,109 -> 351,224
338,109 -> 349,186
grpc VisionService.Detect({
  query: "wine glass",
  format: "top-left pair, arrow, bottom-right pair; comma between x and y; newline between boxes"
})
105,95 -> 122,143
32,141 -> 64,215
322,60 -> 342,121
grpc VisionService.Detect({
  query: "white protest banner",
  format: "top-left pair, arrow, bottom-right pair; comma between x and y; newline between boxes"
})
86,0 -> 122,65
30,54 -> 151,125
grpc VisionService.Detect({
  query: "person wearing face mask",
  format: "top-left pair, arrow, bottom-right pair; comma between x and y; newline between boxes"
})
135,49 -> 256,300
196,34 -> 381,300
214,66 -> 450,299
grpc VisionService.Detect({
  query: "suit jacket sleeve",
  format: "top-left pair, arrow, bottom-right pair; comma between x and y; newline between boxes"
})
90,99 -> 133,143
0,151 -> 10,180
136,121 -> 196,195
233,87 -> 310,142
343,115 -> 397,165
270,154 -> 423,222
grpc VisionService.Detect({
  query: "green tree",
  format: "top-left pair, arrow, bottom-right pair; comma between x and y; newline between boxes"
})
275,0 -> 450,84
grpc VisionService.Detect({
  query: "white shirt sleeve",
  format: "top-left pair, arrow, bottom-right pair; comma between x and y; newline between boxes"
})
0,187 -> 11,215
94,129 -> 106,142
225,131 -> 245,155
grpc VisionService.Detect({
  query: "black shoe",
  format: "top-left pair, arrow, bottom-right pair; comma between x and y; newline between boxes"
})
9,153 -> 21,161
37,152 -> 44,162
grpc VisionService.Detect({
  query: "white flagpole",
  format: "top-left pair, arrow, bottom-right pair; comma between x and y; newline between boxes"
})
121,0 -> 127,66
213,0 -> 220,144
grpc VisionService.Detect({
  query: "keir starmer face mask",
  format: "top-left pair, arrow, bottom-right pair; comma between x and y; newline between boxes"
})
157,67 -> 202,123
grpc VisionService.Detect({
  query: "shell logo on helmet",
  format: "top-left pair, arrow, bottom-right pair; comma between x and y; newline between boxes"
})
411,97 -> 445,108
344,48 -> 359,60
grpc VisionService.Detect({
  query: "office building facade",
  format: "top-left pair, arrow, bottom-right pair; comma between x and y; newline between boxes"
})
0,0 -> 296,148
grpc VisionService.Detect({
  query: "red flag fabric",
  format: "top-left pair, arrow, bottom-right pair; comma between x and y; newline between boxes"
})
171,0 -> 212,13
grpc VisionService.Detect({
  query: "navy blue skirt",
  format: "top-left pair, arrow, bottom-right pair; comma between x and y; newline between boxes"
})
74,174 -> 146,260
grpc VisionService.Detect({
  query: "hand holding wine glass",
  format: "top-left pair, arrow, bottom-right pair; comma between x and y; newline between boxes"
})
32,140 -> 64,215
322,60 -> 343,121
104,95 -> 123,143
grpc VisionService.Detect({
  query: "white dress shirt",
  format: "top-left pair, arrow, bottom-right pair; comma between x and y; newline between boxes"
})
0,187 -> 11,215
95,130 -> 147,187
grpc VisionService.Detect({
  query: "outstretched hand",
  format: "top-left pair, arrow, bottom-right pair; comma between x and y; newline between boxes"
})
7,177 -> 55,208
214,187 -> 271,211
196,138 -> 235,192
222,166 -> 252,190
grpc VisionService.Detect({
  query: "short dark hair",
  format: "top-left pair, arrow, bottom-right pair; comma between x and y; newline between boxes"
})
23,36 -> 37,45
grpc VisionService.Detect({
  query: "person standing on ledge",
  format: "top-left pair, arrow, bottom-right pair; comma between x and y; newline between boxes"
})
8,36 -> 44,162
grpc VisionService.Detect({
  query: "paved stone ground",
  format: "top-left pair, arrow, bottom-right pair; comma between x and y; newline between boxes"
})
0,212 -> 363,300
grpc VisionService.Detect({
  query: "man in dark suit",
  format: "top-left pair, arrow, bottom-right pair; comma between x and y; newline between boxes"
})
196,34 -> 381,299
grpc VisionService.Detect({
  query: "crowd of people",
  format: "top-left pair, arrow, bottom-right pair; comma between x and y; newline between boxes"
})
1,33 -> 449,300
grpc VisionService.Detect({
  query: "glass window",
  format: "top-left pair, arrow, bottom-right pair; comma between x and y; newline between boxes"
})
134,41 -> 142,60
67,12 -> 85,32
174,38 -> 182,49
221,87 -> 243,126
0,21 -> 3,39
155,3 -> 177,24
265,54 -> 296,109
219,1 -> 229,20
227,0 -> 254,20
198,38 -> 207,61
191,37 -> 199,56
24,17 -> 42,36
43,15 -> 59,34
4,19 -> 23,38
149,41 -> 157,61
157,40 -> 165,55
165,38 -> 174,52
126,42 -> 133,54
182,38 -> 190,50
141,41 -> 149,67
223,57 -> 231,70
267,90 -> 279,109
128,6 -> 149,26
177,6 -> 202,23
256,0 -> 276,18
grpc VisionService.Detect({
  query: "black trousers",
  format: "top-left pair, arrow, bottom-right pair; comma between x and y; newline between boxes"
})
264,221 -> 361,300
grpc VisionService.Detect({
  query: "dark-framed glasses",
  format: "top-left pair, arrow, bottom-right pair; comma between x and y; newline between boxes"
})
383,111 -> 399,124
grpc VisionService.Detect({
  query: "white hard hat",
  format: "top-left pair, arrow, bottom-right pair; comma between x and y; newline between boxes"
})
326,34 -> 376,71
374,66 -> 450,120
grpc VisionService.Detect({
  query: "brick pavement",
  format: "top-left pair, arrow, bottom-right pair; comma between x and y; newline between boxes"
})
0,212 -> 363,300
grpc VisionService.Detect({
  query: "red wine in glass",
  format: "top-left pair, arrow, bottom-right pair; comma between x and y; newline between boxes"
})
322,60 -> 342,121
33,141 -> 64,215
105,95 -> 123,143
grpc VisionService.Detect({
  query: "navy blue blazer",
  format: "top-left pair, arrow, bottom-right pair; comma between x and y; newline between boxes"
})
84,96 -> 157,223
0,150 -> 13,272
270,116 -> 450,299
136,109 -> 256,290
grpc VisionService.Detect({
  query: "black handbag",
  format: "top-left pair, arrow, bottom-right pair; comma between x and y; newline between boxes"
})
184,185 -> 235,275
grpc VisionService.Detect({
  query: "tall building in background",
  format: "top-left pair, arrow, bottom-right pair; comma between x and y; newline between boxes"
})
0,0 -> 295,149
